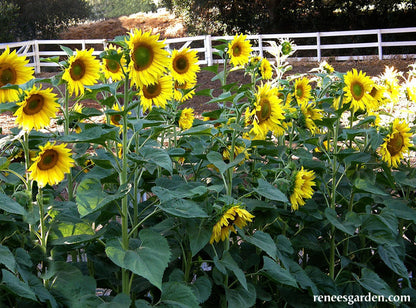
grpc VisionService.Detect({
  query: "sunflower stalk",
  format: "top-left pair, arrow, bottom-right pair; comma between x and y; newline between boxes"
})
63,86 -> 74,201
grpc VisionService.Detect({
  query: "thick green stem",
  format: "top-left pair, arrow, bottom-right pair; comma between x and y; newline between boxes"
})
63,87 -> 74,201
37,189 -> 47,256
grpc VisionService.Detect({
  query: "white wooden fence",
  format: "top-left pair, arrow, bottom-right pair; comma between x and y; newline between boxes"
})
1,27 -> 416,74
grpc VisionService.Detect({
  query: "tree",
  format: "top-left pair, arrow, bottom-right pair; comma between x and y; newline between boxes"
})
0,1 -> 20,42
87,0 -> 157,19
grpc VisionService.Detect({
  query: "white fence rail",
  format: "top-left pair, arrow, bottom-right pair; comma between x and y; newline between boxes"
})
1,27 -> 416,74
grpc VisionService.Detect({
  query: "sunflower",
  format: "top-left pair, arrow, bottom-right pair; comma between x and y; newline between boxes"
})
368,83 -> 386,111
127,29 -> 170,88
343,69 -> 374,112
227,34 -> 252,67
405,79 -> 416,103
249,83 -> 285,139
62,48 -> 100,97
28,142 -> 75,187
101,44 -> 126,82
379,66 -> 401,102
139,75 -> 173,112
0,47 -> 34,103
178,107 -> 194,130
222,145 -> 249,164
294,77 -> 312,106
300,102 -> 324,135
170,48 -> 200,85
14,86 -> 59,131
109,103 -> 123,128
210,205 -> 254,244
290,167 -> 316,210
259,58 -> 273,80
174,79 -> 196,102
379,119 -> 412,168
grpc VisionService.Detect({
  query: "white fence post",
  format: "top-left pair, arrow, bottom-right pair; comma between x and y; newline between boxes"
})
377,29 -> 383,60
258,35 -> 264,58
34,40 -> 40,74
205,35 -> 213,66
316,32 -> 321,61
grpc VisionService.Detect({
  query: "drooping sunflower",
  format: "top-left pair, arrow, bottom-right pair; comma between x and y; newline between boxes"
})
222,145 -> 249,165
210,205 -> 254,244
178,107 -> 194,130
139,75 -> 173,112
101,44 -> 127,82
0,47 -> 34,103
294,77 -> 312,106
343,69 -> 374,112
127,29 -> 170,88
299,102 -> 324,135
174,79 -> 196,102
379,119 -> 412,168
28,142 -> 75,187
249,83 -> 285,139
259,58 -> 273,80
14,86 -> 59,131
109,103 -> 124,128
170,48 -> 200,85
368,83 -> 386,111
62,48 -> 100,97
290,167 -> 316,211
227,34 -> 252,67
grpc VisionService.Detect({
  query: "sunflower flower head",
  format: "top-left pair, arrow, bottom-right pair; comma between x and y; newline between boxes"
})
101,44 -> 127,82
259,58 -> 273,80
139,75 -> 173,112
127,29 -> 170,88
299,103 -> 324,135
174,79 -> 196,102
227,34 -> 252,67
379,118 -> 412,168
14,86 -> 59,131
294,77 -> 312,106
28,142 -> 75,187
289,167 -> 316,211
170,48 -> 200,85
379,66 -> 401,102
210,204 -> 254,244
249,83 -> 285,139
0,47 -> 34,103
343,69 -> 374,112
178,107 -> 194,130
63,48 -> 101,97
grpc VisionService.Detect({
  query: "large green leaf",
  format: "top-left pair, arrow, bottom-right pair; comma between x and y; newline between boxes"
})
353,178 -> 388,196
0,192 -> 27,215
159,281 -> 199,308
138,146 -> 173,174
254,179 -> 288,203
0,244 -> 16,272
353,268 -> 395,298
59,125 -> 119,145
157,199 -> 208,218
214,252 -> 247,290
98,294 -> 131,308
378,245 -> 409,280
105,229 -> 171,290
76,178 -> 131,217
190,276 -> 212,304
242,230 -> 277,260
189,225 -> 211,257
324,208 -> 361,236
1,269 -> 37,301
225,283 -> 256,308
261,256 -> 298,288
361,210 -> 398,245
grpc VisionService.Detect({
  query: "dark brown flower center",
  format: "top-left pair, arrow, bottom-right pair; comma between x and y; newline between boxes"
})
352,82 -> 364,100
387,133 -> 404,156
232,45 -> 242,57
111,114 -> 121,126
296,86 -> 304,98
132,44 -> 153,71
106,59 -> 120,73
70,59 -> 86,81
37,149 -> 59,170
143,83 -> 161,99
256,99 -> 271,122
0,67 -> 16,86
23,94 -> 44,115
173,55 -> 189,74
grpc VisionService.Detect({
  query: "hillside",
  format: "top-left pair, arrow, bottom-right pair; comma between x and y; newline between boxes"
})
60,9 -> 186,40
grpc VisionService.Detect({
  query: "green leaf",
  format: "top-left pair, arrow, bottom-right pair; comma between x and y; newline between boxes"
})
353,268 -> 395,298
76,178 -> 130,218
254,179 -> 288,203
105,229 -> 171,290
1,269 -> 37,301
98,294 -> 131,308
190,276 -> 212,304
381,198 -> 416,223
157,199 -> 208,218
207,151 -> 228,174
59,125 -> 119,145
261,256 -> 298,288
189,226 -> 211,257
324,208 -> 360,236
378,245 -> 409,280
242,230 -> 277,260
160,281 -> 199,308
225,283 -> 256,308
180,124 -> 216,136
361,210 -> 398,245
0,244 -> 16,272
138,146 -> 173,174
216,251 -> 247,290
0,192 -> 28,215
60,45 -> 74,56
353,178 -> 388,196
